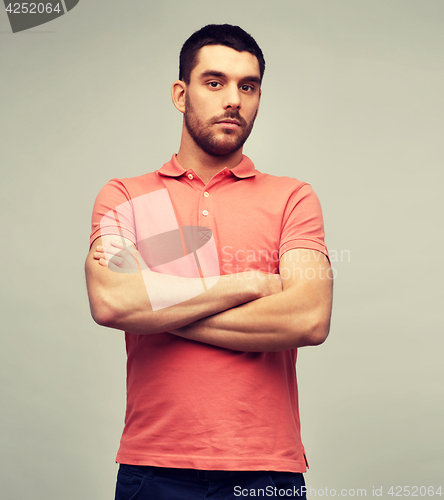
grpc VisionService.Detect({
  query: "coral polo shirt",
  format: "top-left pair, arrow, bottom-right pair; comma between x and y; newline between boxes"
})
90,154 -> 328,472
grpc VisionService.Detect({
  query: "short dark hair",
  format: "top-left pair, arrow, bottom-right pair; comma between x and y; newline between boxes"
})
179,24 -> 265,84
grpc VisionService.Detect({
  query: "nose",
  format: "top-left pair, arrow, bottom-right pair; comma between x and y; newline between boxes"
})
223,84 -> 241,110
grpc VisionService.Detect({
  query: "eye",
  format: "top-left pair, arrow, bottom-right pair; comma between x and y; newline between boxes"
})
208,81 -> 221,88
240,84 -> 254,92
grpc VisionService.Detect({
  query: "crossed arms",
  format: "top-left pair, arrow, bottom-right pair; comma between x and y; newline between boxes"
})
85,236 -> 333,352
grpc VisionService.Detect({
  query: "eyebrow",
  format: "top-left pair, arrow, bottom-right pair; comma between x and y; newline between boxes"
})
199,70 -> 261,85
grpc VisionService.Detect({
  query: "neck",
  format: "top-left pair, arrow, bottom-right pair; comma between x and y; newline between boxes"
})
176,125 -> 243,184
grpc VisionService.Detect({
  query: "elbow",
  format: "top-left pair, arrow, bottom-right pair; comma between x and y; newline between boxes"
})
91,305 -> 114,328
88,290 -> 119,328
304,317 -> 331,346
279,316 -> 330,350
306,330 -> 329,346
87,289 -> 157,334
287,312 -> 330,348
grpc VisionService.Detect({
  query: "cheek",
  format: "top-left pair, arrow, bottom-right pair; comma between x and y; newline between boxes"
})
244,99 -> 260,119
190,89 -> 210,108
190,101 -> 213,121
246,106 -> 259,123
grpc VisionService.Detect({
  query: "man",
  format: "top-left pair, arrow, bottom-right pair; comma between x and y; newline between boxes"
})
85,24 -> 333,500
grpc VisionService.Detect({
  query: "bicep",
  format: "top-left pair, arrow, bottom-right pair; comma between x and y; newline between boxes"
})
279,248 -> 333,343
279,248 -> 331,289
85,236 -> 116,324
85,235 -> 143,325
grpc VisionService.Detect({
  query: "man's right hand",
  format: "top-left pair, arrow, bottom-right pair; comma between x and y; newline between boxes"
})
94,238 -> 148,273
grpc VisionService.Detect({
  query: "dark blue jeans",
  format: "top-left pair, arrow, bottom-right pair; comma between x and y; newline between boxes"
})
115,464 -> 307,499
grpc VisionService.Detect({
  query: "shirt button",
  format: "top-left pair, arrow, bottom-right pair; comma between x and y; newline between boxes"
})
187,173 -> 193,180
204,191 -> 209,197
202,210 -> 209,216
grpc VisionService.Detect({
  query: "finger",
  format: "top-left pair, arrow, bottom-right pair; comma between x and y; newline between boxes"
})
96,250 -> 124,267
102,243 -> 135,260
104,254 -> 126,267
101,244 -> 122,256
101,240 -> 147,271
108,257 -> 139,274
93,250 -> 105,260
111,239 -> 127,249
109,247 -> 139,266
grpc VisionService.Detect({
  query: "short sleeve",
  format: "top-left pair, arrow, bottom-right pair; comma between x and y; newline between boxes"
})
279,184 -> 329,260
89,179 -> 137,248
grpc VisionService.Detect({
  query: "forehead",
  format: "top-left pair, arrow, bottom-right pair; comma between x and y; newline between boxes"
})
191,45 -> 260,81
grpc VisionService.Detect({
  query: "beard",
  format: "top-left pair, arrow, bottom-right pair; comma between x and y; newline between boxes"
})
184,94 -> 256,157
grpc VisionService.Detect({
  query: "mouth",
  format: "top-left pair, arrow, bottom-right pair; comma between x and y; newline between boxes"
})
217,118 -> 240,125
216,119 -> 241,129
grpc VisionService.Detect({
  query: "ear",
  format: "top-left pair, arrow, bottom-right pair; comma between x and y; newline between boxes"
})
171,80 -> 186,114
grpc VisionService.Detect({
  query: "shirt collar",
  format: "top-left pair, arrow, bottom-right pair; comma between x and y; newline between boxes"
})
229,155 -> 257,178
157,154 -> 257,179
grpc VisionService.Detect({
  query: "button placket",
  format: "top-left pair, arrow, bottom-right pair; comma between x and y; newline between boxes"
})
199,175 -> 220,223
200,186 -> 212,219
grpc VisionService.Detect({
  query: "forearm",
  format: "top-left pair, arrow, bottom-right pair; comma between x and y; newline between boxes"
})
170,284 -> 332,352
86,254 -> 281,335
170,250 -> 334,352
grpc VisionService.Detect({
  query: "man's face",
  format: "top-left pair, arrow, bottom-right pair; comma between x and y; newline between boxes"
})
183,45 -> 261,157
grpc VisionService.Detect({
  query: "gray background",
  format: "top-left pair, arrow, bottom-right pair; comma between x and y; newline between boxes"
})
1,1 -> 443,499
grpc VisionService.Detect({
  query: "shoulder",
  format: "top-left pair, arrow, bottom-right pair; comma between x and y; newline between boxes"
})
95,171 -> 162,203
252,169 -> 315,199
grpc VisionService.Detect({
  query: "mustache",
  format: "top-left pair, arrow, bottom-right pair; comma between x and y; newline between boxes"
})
210,111 -> 247,127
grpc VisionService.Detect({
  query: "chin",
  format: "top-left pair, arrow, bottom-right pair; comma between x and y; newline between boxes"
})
206,139 -> 243,157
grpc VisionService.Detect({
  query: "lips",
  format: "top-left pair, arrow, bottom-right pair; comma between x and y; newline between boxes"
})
217,119 -> 241,126
216,119 -> 241,130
